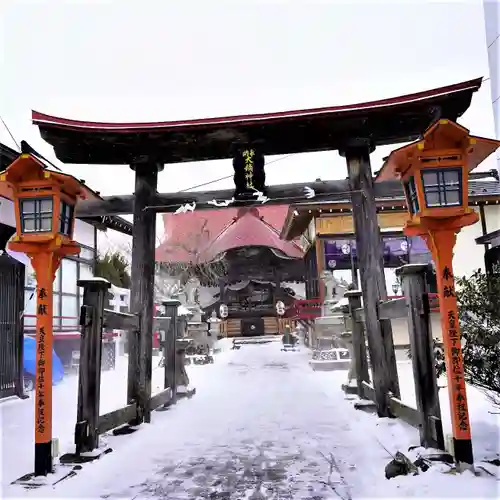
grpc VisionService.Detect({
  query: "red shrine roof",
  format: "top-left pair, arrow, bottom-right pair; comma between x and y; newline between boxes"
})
156,205 -> 302,264
32,78 -> 482,164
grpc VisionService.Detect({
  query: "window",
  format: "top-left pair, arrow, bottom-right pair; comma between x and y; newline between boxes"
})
53,266 -> 61,292
23,289 -> 37,328
59,200 -> 74,236
79,262 -> 94,281
421,168 -> 462,208
25,259 -> 36,287
404,177 -> 419,214
409,236 -> 433,265
20,197 -> 53,233
79,246 -> 95,261
79,262 -> 94,303
53,294 -> 61,329
61,295 -> 78,327
61,258 -> 78,295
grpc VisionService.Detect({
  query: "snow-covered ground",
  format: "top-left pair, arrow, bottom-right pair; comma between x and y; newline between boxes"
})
1,340 -> 498,499
0,353 -> 168,486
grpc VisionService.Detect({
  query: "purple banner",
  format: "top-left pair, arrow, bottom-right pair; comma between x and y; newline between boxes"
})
323,236 -> 432,270
323,239 -> 357,271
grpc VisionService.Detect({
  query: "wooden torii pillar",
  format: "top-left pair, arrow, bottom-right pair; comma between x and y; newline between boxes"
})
340,140 -> 400,417
127,161 -> 163,424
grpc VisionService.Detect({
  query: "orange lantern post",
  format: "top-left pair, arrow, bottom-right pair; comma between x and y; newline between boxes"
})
377,119 -> 500,469
0,154 -> 83,477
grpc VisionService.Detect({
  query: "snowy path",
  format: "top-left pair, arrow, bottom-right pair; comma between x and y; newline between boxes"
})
3,341 -> 499,499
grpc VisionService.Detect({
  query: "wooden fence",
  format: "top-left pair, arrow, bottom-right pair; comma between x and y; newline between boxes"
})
68,279 -> 183,460
343,263 -> 445,451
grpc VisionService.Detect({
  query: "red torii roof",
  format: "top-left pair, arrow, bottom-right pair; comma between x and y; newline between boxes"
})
156,205 -> 302,264
32,79 -> 481,132
32,78 -> 482,164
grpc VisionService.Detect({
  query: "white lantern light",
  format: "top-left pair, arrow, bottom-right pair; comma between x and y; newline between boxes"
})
219,303 -> 228,319
275,300 -> 285,316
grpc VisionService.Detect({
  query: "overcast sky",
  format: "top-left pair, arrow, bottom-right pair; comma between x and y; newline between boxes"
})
0,0 -> 498,247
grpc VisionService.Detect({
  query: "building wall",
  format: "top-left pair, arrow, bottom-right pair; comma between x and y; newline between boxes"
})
0,195 -> 16,227
454,204 -> 500,276
484,0 -> 499,169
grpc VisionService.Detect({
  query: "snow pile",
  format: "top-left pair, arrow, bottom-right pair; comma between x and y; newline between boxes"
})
396,361 -> 500,463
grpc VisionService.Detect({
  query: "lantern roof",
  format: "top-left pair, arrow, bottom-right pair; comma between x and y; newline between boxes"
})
376,119 -> 500,182
0,145 -> 133,235
2,153 -> 85,199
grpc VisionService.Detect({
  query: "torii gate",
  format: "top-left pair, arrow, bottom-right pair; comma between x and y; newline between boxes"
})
32,77 -> 482,419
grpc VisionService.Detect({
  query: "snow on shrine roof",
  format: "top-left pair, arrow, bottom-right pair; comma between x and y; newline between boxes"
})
32,78 -> 482,164
156,205 -> 302,264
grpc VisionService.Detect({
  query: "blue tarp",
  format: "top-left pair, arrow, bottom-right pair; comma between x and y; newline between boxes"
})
23,336 -> 64,384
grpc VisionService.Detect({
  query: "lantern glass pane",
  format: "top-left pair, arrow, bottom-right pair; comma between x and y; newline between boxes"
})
40,217 -> 52,231
425,191 -> 441,207
22,200 -> 35,214
23,218 -> 35,232
59,200 -> 74,236
20,197 -> 53,233
422,168 -> 462,208
446,189 -> 460,205
422,171 -> 438,186
404,176 -> 419,214
40,199 -> 53,213
443,169 -> 460,185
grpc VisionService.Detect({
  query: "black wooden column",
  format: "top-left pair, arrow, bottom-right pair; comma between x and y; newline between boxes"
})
76,278 -> 110,454
163,299 -> 180,405
274,272 -> 281,301
398,264 -> 444,450
14,261 -> 28,399
128,161 -> 162,424
219,279 -> 225,305
340,141 -> 400,417
344,290 -> 370,398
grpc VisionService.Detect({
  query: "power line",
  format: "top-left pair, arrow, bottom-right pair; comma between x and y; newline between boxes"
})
179,154 -> 293,192
0,115 -> 20,151
179,77 -> 498,194
487,33 -> 499,49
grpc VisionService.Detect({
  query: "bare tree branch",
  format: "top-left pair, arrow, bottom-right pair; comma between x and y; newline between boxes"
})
318,451 -> 353,500
156,218 -> 229,292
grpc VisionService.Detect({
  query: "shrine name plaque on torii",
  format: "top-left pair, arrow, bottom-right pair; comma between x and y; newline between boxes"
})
32,78 -> 482,420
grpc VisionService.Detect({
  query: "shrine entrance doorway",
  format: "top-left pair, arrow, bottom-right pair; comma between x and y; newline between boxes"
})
241,317 -> 265,337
